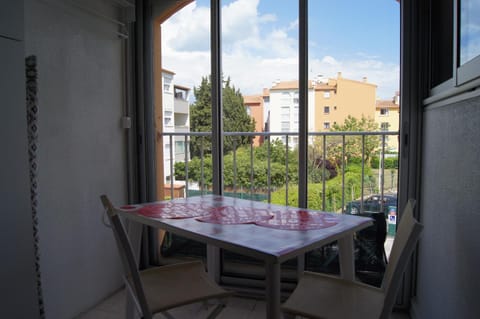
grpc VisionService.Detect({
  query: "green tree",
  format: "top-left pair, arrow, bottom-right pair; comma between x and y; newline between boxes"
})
189,76 -> 255,157
325,115 -> 380,166
175,139 -> 299,190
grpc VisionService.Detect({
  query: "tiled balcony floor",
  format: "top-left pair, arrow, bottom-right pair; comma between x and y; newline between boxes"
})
76,236 -> 407,318
76,288 -> 410,319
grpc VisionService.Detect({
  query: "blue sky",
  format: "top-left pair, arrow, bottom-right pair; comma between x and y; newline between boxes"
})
162,0 -> 400,99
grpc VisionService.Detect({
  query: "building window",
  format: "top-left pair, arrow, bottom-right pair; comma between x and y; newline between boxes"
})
380,108 -> 389,116
324,91 -> 330,98
164,78 -> 172,93
334,106 -> 337,110
281,106 -> 290,121
323,122 -> 330,129
164,111 -> 173,126
324,106 -> 330,114
175,141 -> 185,155
245,106 -> 251,116
281,121 -> 290,131
381,122 -> 390,131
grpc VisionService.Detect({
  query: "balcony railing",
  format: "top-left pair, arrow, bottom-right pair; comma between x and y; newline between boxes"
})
161,130 -> 399,215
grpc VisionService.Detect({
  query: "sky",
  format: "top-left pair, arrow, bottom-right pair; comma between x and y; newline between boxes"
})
161,0 -> 400,100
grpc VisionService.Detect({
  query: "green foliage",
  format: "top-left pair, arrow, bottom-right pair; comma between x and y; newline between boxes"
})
175,139 -> 298,189
189,76 -> 255,157
326,115 -> 380,165
371,156 -> 399,169
270,163 -> 374,212
174,156 -> 213,188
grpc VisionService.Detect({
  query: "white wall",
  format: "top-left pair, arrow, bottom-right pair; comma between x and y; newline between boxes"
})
413,94 -> 480,318
24,0 -> 128,317
0,1 -> 40,317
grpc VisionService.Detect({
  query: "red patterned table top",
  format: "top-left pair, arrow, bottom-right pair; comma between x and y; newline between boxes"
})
196,206 -> 273,224
255,209 -> 340,230
120,196 -> 342,230
134,202 -> 214,219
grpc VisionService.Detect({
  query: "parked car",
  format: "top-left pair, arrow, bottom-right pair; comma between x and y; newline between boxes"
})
345,193 -> 397,217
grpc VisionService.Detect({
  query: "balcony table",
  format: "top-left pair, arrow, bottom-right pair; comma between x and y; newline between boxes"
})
114,195 -> 373,319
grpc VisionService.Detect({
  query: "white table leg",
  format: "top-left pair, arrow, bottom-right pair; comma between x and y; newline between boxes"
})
338,233 -> 355,281
265,261 -> 281,319
207,244 -> 221,283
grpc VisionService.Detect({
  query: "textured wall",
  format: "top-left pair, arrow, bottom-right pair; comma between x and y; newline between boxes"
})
1,2 -> 40,317
24,0 -> 128,317
414,94 -> 480,318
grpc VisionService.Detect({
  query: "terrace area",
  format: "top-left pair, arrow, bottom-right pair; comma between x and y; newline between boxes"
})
3,1 -> 479,319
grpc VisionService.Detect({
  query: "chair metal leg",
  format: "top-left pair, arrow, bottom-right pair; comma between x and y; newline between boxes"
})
160,311 -> 175,319
205,303 -> 226,319
126,293 -> 139,319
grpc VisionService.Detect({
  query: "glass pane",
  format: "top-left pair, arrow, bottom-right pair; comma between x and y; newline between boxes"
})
460,0 -> 480,65
156,0 -> 212,261
221,0 -> 298,198
306,0 -> 400,286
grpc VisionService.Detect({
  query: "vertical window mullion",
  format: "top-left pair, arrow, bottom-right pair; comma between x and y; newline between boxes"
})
211,0 -> 223,195
453,0 -> 459,85
298,0 -> 308,209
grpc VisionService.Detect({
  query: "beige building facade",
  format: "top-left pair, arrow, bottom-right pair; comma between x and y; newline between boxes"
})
375,93 -> 400,152
314,72 -> 377,131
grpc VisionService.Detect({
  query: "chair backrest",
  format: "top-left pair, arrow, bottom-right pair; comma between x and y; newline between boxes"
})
100,195 -> 152,319
380,199 -> 423,318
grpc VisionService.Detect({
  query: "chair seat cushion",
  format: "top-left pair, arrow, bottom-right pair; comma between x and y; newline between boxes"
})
139,261 -> 232,313
282,271 -> 384,319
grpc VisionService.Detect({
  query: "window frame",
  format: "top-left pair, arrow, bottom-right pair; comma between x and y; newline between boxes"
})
428,0 -> 480,101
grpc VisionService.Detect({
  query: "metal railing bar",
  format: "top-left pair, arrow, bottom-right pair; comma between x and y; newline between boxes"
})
250,140 -> 254,196
200,137 -> 205,195
267,135 -> 272,203
160,131 -> 398,137
285,135 -> 289,206
360,135 -> 365,213
380,135 -> 386,213
233,138 -> 238,195
169,135 -> 174,198
341,135 -> 346,213
322,135 -> 326,211
184,135 -> 189,195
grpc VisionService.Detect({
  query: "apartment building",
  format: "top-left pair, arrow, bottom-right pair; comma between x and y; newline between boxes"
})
266,74 -> 376,148
375,93 -> 400,152
161,69 -> 190,182
268,80 -> 316,148
314,72 -> 377,131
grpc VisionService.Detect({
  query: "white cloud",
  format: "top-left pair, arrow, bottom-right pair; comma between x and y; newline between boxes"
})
287,19 -> 299,31
321,56 -> 340,66
161,0 -> 399,100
